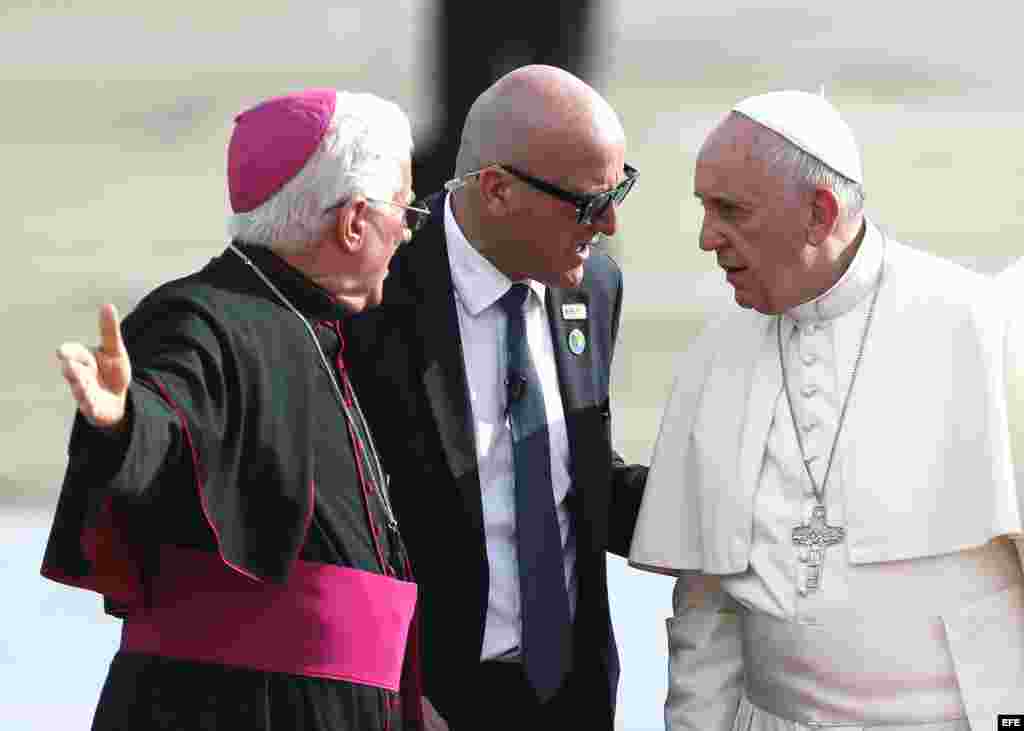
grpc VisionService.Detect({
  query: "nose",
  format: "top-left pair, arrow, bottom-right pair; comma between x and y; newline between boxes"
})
699,216 -> 723,252
591,203 -> 618,237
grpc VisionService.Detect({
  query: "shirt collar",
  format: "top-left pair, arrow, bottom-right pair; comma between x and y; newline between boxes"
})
786,218 -> 884,323
444,192 -> 546,315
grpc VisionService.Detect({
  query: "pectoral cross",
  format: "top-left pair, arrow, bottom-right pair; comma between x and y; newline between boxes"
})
791,503 -> 845,595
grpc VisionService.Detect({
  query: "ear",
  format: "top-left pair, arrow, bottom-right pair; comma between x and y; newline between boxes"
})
476,168 -> 515,217
807,187 -> 840,246
334,197 -> 369,254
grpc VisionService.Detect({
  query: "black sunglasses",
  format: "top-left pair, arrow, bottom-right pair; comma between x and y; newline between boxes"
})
499,163 -> 639,225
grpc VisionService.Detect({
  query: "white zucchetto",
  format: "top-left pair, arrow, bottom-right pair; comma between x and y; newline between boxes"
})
733,90 -> 864,185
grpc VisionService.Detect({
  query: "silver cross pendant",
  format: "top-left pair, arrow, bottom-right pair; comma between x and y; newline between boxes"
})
792,503 -> 845,595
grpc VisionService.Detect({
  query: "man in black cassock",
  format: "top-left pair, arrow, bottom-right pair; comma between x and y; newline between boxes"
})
42,88 -> 430,731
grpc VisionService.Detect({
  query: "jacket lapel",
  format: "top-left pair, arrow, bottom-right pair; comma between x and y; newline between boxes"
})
547,286 -> 597,429
546,285 -> 597,533
407,195 -> 483,537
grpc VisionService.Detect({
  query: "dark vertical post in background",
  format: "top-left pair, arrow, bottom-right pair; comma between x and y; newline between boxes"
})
413,0 -> 598,197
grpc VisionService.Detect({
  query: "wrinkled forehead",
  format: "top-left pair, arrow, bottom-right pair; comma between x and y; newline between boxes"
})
698,115 -> 764,165
696,116 -> 788,195
521,123 -> 626,188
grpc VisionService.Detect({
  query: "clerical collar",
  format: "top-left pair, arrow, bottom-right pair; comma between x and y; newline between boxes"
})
231,240 -> 351,322
786,219 -> 883,323
443,192 -> 545,315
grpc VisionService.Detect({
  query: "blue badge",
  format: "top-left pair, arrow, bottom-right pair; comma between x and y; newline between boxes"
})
567,328 -> 586,355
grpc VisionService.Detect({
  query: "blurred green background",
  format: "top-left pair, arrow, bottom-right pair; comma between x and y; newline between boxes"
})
2,1 -> 1022,728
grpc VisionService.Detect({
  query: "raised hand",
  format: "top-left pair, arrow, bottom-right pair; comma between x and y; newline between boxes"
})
56,304 -> 132,429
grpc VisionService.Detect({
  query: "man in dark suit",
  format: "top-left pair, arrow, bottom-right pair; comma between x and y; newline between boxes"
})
346,65 -> 647,731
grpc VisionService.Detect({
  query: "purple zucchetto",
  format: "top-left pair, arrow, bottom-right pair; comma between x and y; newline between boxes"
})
227,88 -> 337,213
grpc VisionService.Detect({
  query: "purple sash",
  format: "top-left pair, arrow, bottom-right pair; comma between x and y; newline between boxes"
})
121,546 -> 417,691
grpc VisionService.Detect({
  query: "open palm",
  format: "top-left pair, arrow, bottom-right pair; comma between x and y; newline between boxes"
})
56,304 -> 132,429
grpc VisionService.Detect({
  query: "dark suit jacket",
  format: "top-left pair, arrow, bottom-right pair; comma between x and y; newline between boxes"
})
345,193 -> 647,730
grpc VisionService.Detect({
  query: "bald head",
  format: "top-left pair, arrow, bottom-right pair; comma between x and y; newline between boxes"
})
447,65 -> 629,289
455,65 -> 624,177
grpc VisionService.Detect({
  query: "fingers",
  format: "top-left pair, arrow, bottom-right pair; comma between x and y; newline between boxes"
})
57,339 -> 97,412
60,358 -> 93,403
98,303 -> 125,358
58,346 -> 127,427
56,341 -> 96,367
55,304 -> 132,427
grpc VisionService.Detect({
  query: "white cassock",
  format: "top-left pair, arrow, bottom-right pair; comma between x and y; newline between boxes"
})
630,220 -> 1024,730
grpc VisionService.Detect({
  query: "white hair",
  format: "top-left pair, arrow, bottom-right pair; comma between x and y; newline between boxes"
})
767,138 -> 865,219
227,90 -> 413,255
745,112 -> 865,220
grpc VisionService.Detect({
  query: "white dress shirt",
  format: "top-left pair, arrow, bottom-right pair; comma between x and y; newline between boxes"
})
443,193 -> 577,661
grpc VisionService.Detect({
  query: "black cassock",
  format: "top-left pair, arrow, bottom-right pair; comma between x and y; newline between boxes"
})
41,243 -> 417,731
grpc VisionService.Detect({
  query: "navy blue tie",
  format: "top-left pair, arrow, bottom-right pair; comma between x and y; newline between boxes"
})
498,283 -> 572,702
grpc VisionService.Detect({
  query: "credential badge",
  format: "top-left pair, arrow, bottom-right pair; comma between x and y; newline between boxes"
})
561,303 -> 587,321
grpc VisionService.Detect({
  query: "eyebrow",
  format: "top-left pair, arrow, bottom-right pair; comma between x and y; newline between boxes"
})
695,192 -> 745,206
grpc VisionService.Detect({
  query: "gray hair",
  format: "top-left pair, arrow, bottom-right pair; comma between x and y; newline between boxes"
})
749,115 -> 865,219
227,91 -> 413,255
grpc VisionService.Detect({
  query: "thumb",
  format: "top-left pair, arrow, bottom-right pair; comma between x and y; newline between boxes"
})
98,303 -> 126,357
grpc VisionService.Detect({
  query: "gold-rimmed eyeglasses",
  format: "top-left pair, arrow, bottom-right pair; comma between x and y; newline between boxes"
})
325,197 -> 431,235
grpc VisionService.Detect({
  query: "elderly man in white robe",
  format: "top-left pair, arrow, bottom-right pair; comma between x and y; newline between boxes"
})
630,90 -> 1024,731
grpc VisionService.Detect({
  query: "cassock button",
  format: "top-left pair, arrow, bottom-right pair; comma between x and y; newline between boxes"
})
801,351 -> 817,366
801,383 -> 818,398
